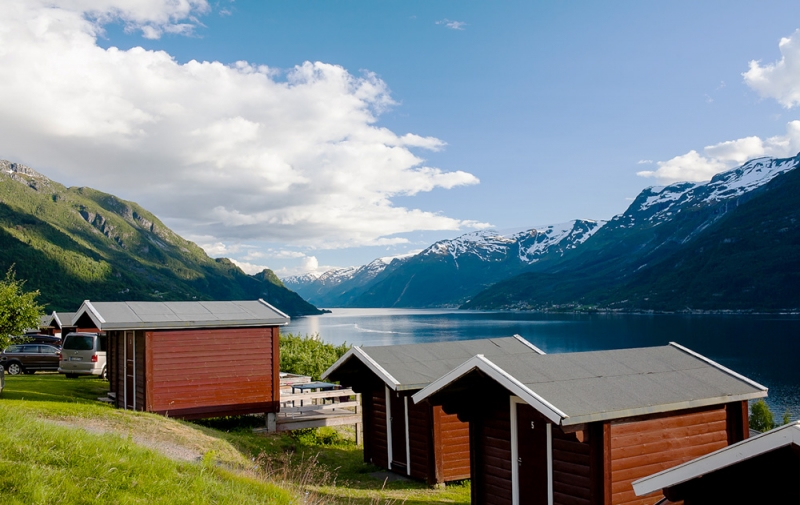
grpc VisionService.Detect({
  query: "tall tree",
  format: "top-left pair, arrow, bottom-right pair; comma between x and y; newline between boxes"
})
0,267 -> 44,350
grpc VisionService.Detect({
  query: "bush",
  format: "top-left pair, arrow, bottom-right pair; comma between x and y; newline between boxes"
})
279,333 -> 349,381
750,399 -> 775,432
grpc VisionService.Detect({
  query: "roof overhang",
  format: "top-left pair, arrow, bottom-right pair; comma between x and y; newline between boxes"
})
72,299 -> 290,331
412,354 -> 568,424
633,421 -> 800,496
322,346 -> 401,390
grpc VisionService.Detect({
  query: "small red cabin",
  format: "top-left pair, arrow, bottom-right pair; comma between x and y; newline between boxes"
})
413,343 -> 768,505
41,311 -> 78,337
73,299 -> 289,420
633,420 -> 800,504
323,336 -> 544,486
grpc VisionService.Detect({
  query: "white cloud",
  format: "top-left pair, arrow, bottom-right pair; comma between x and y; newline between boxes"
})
229,259 -> 269,275
0,0 -> 483,251
637,121 -> 800,184
744,29 -> 800,108
637,159 -> 653,164
436,19 -> 467,30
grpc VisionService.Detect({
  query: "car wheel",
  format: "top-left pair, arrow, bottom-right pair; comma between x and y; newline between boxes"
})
7,362 -> 23,375
100,367 -> 108,381
65,374 -> 78,379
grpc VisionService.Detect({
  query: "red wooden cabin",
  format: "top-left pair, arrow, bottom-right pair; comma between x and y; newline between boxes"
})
73,299 -> 289,420
633,420 -> 800,504
413,343 -> 767,505
40,311 -> 78,337
323,336 -> 544,486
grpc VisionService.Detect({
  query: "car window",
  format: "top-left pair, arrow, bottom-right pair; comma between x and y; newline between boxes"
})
4,345 -> 22,353
63,335 -> 94,351
40,345 -> 59,354
21,345 -> 38,353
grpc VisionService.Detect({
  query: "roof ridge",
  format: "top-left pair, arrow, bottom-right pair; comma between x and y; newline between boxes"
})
668,342 -> 768,392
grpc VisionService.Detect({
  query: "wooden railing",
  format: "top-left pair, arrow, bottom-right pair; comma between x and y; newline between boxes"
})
257,387 -> 363,443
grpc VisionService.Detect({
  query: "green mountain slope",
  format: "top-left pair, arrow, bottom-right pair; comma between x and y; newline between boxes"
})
0,161 -> 323,316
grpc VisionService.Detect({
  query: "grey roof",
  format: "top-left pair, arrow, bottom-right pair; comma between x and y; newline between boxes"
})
74,300 -> 290,330
414,343 -> 767,425
324,335 -> 544,391
51,311 -> 76,328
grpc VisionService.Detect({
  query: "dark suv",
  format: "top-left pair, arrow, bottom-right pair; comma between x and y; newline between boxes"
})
13,334 -> 62,347
1,344 -> 61,375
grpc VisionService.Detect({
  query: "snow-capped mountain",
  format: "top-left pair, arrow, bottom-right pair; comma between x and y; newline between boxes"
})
464,153 -> 800,311
625,156 -> 800,226
287,153 -> 800,310
282,255 -> 413,307
421,220 -> 605,264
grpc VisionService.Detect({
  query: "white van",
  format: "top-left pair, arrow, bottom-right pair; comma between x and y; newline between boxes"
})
58,332 -> 107,380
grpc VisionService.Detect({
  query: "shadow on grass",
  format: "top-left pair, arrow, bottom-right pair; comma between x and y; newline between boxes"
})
1,373 -> 109,404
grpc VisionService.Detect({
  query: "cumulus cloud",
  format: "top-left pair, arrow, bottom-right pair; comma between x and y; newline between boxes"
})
744,29 -> 800,108
637,121 -> 800,184
0,0 -> 483,253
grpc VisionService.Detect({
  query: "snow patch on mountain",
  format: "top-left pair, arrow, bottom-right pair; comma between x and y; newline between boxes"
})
422,220 -> 606,264
634,155 -> 800,225
516,220 -> 605,263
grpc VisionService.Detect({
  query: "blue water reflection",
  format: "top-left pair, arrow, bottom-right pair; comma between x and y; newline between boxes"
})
287,309 -> 800,418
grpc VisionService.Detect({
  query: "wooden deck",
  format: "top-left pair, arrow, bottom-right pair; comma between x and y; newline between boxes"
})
256,386 -> 363,442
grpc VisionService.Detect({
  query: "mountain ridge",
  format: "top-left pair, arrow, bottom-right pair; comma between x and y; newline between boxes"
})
0,160 -> 324,316
285,154 -> 800,311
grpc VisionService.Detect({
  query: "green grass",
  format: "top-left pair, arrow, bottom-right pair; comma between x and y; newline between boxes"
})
0,374 -> 470,505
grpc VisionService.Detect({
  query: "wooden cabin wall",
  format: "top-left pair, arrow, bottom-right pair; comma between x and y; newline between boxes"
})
551,427 -> 592,505
608,405 -> 729,505
470,400 -> 513,505
108,330 -> 118,396
134,331 -> 145,410
363,385 -> 389,469
436,406 -> 470,482
109,330 -> 146,411
406,392 -> 432,482
146,326 -> 279,419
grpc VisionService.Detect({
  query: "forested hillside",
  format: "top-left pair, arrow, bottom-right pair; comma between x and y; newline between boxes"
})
0,160 -> 323,316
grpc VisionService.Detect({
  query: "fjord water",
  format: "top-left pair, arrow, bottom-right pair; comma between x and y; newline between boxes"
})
287,308 -> 800,418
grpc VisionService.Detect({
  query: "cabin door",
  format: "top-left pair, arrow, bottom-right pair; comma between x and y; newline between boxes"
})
124,331 -> 135,410
389,391 -> 408,473
516,403 -> 548,505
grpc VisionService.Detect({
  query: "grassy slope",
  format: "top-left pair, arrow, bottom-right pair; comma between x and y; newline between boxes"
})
0,376 -> 292,504
0,375 -> 469,505
0,167 -> 322,316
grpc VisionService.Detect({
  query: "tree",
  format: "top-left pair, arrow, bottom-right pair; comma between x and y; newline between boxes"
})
750,399 -> 777,433
279,333 -> 350,381
0,267 -> 44,350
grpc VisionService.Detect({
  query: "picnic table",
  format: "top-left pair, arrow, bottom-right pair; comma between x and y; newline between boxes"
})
290,381 -> 338,394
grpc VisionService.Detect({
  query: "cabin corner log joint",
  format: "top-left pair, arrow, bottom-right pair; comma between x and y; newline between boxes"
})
412,342 -> 768,505
73,299 -> 289,420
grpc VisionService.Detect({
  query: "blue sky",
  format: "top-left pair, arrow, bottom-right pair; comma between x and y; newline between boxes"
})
2,1 -> 800,276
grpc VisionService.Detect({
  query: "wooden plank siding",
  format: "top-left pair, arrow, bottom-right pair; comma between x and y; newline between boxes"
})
147,327 -> 278,419
608,406 -> 729,505
437,407 -> 470,482
552,428 -> 592,505
407,392 -> 432,482
364,386 -> 389,469
472,402 -> 513,505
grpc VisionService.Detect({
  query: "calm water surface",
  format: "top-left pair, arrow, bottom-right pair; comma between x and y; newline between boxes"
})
287,308 -> 800,418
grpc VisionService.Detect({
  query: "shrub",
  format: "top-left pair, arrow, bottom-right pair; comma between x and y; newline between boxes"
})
279,333 -> 349,381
